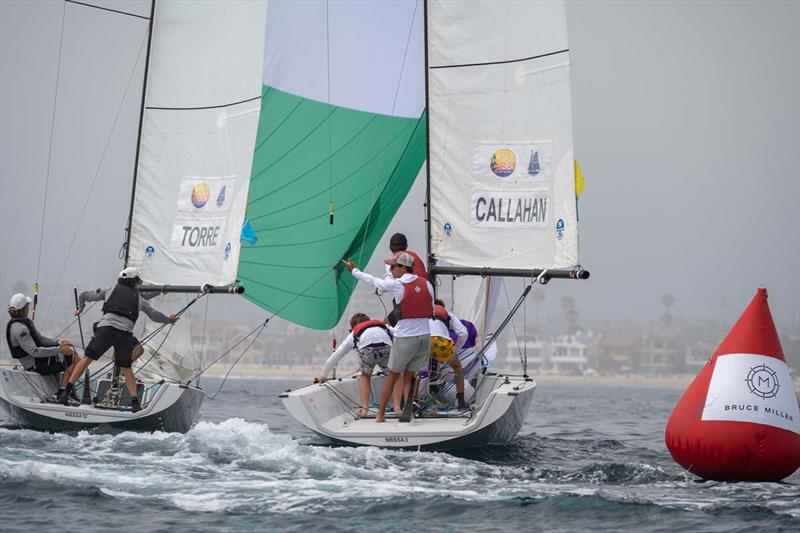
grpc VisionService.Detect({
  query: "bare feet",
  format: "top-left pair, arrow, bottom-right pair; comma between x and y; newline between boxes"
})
355,407 -> 368,418
375,412 -> 386,423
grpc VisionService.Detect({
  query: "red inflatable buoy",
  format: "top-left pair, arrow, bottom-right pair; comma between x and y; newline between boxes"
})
665,288 -> 800,481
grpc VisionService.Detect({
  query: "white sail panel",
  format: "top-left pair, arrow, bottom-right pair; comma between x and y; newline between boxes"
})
127,0 -> 268,285
428,0 -> 579,270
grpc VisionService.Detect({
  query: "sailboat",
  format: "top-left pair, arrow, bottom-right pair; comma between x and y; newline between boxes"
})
235,0 -> 588,449
0,0 -> 268,432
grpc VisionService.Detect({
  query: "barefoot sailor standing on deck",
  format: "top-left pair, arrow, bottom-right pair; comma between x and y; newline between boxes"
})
343,252 -> 433,423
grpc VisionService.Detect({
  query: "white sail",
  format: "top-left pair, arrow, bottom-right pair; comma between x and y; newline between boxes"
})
127,0 -> 268,286
427,0 -> 579,270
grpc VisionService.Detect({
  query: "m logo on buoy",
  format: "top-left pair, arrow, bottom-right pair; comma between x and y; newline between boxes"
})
745,364 -> 779,399
665,288 -> 800,482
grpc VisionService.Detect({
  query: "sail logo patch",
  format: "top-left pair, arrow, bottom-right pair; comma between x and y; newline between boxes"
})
444,222 -> 452,237
528,151 -> 540,176
224,242 -> 232,260
745,364 -> 779,399
177,176 -> 236,213
556,219 -> 565,240
471,192 -> 549,228
474,142 -> 552,182
191,183 -> 210,208
170,218 -> 227,252
145,245 -> 155,258
490,149 -> 516,177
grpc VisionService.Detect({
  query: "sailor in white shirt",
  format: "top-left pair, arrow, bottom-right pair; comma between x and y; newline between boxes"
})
343,252 -> 433,423
316,313 -> 401,417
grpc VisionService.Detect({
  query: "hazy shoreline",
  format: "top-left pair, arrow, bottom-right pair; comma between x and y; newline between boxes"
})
201,364 -> 720,390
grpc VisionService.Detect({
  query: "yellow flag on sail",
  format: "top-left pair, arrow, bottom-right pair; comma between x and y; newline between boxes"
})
574,160 -> 585,198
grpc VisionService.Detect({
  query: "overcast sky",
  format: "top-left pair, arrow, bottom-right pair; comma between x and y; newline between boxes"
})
1,0 -> 798,339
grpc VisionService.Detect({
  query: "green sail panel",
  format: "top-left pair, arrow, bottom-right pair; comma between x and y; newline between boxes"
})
239,85 -> 426,329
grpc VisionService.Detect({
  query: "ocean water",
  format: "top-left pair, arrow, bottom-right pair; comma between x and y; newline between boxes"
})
1,378 -> 798,532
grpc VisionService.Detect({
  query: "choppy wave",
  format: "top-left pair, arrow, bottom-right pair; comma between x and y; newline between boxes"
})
1,380 -> 799,531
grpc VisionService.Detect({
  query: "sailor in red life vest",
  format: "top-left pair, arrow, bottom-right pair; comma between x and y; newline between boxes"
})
388,232 -> 428,280
315,313 -> 401,417
430,299 -> 469,409
343,252 -> 433,423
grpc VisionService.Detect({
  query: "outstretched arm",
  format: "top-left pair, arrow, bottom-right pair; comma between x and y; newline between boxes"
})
78,288 -> 109,312
139,297 -> 172,324
319,334 -> 355,379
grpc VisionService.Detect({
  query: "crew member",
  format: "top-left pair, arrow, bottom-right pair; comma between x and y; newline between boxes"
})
388,232 -> 428,280
431,299 -> 469,409
6,293 -> 81,397
57,267 -> 178,412
343,252 -> 433,423
316,313 -> 401,417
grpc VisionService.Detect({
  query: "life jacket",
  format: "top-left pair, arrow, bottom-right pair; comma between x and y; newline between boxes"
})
352,319 -> 391,349
102,283 -> 140,323
432,305 -> 450,328
5,318 -> 57,360
404,250 -> 429,280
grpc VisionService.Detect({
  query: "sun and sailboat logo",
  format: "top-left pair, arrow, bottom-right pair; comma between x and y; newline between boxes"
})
745,363 -> 780,399
191,183 -> 210,208
490,148 -> 516,177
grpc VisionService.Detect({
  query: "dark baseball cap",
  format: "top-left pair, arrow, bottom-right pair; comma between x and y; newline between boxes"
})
389,233 -> 408,248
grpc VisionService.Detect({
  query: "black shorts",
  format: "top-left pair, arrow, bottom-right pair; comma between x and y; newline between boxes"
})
85,326 -> 140,368
33,357 -> 66,376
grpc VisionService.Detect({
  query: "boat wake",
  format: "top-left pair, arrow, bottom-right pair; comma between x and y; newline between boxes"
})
1,419 -> 798,530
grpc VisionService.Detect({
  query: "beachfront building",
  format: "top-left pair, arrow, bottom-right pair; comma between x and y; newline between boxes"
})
549,334 -> 590,374
589,334 -> 640,374
501,336 -> 547,372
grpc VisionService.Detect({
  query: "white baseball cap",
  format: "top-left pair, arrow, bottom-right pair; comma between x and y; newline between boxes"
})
119,266 -> 142,280
9,293 -> 32,310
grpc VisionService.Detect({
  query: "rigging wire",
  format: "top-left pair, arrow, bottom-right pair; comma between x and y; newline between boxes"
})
34,0 -> 67,318
41,28 -> 150,327
341,0 -> 420,329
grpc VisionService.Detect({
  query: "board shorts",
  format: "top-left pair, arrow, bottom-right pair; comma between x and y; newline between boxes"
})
33,357 -> 66,376
430,335 -> 455,364
85,326 -> 140,368
388,334 -> 431,374
356,343 -> 390,376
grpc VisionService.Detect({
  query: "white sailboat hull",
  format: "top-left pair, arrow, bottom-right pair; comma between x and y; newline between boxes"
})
0,365 -> 202,433
280,373 -> 535,450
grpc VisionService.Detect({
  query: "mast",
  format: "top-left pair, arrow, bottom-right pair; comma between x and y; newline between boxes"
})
423,0 -> 435,296
123,0 -> 157,266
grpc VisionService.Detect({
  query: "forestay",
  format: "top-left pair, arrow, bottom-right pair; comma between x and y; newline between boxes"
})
239,0 -> 427,330
127,0 -> 268,286
427,0 -> 579,270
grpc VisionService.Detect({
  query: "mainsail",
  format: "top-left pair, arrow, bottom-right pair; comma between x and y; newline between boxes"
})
427,0 -> 579,271
238,0 -> 427,330
124,0 -> 268,378
126,0 -> 267,286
